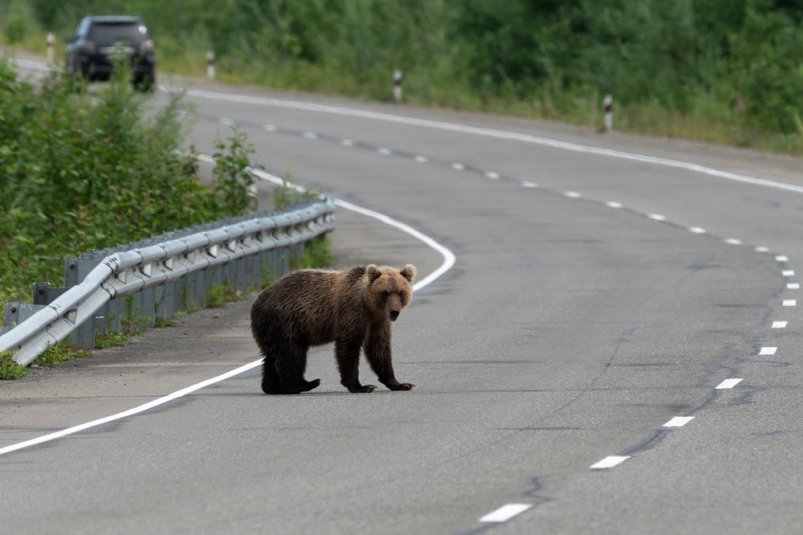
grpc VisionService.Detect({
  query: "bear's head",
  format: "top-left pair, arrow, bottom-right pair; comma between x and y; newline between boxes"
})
365,264 -> 416,322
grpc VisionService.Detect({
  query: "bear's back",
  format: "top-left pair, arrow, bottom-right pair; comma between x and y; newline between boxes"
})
252,267 -> 367,345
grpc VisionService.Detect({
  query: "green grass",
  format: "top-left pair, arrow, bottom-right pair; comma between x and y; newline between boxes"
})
34,342 -> 91,367
291,235 -> 334,271
94,332 -> 128,349
0,351 -> 27,380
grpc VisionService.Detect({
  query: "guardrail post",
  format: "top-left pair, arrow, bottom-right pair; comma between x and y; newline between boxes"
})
33,281 -> 66,305
74,253 -> 100,349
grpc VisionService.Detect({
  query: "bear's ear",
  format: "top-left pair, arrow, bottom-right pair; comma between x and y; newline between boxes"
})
400,264 -> 416,282
366,264 -> 382,283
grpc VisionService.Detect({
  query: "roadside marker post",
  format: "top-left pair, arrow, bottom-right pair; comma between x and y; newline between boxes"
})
393,69 -> 404,104
46,32 -> 55,64
207,51 -> 216,80
603,94 -> 613,132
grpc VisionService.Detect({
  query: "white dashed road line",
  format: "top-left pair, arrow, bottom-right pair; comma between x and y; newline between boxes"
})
181,86 -> 803,196
591,455 -> 631,470
716,378 -> 744,389
479,503 -> 533,523
663,416 -> 695,428
251,119 -> 796,489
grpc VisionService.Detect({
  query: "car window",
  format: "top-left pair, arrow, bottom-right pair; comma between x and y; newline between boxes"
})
88,22 -> 148,45
76,18 -> 89,37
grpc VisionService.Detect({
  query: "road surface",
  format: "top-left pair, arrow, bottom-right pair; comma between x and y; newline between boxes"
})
2,53 -> 803,534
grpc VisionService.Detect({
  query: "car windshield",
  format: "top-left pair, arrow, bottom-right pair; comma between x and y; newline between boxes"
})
88,22 -> 148,45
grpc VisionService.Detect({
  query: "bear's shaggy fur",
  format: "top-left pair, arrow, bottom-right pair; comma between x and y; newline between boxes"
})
250,264 -> 416,394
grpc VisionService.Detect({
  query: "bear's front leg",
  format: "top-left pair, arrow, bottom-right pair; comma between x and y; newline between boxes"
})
336,336 -> 376,393
364,326 -> 415,391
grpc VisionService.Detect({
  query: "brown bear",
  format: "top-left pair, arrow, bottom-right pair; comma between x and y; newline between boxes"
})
250,264 -> 416,394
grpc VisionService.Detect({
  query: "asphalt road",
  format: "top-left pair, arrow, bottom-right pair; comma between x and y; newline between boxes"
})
3,54 -> 803,534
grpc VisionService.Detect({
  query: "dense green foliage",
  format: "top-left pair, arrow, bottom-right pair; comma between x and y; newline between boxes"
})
2,0 -> 801,152
0,59 -> 256,310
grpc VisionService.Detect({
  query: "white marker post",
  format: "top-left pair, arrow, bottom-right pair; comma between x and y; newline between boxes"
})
206,51 -> 216,80
393,69 -> 403,104
46,32 -> 55,64
603,94 -> 613,132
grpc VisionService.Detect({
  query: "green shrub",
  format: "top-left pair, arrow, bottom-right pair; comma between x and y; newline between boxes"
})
0,59 -> 257,312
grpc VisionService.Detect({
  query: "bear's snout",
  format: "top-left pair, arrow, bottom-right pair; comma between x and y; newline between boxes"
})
389,310 -> 400,321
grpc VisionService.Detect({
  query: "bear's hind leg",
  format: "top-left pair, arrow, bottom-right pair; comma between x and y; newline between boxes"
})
276,342 -> 320,394
261,354 -> 286,395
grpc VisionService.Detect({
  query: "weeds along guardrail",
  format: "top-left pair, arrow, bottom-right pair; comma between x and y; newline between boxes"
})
0,198 -> 335,366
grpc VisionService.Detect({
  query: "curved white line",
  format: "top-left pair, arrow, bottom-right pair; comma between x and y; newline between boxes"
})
332,199 -> 454,292
0,166 -> 455,457
247,168 -> 455,292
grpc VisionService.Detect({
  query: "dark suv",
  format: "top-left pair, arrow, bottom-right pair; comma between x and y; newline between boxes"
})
66,16 -> 155,90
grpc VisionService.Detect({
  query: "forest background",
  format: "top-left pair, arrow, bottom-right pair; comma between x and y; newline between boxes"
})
2,0 -> 802,153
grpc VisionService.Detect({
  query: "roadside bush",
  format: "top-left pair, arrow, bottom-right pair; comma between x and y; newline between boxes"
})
0,60 -> 256,311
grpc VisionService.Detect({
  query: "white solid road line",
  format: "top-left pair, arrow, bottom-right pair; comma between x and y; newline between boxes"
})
0,360 -> 261,457
0,162 -> 456,458
247,168 -> 456,293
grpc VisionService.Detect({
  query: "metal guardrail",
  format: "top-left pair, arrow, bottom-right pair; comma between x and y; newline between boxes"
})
0,199 -> 335,366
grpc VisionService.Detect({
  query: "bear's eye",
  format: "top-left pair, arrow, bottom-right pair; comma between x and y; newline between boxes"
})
382,290 -> 391,298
